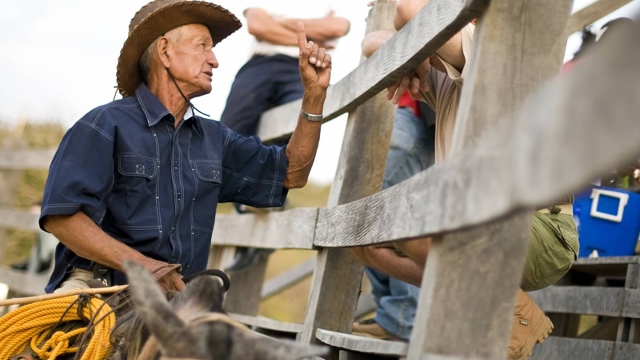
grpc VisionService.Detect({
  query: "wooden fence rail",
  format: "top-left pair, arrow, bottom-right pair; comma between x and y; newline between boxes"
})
1,0 -> 639,359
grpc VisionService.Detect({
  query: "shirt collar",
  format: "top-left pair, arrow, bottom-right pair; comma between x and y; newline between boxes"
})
135,83 -> 172,127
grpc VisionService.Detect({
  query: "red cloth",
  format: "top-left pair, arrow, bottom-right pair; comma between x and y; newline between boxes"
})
398,91 -> 420,117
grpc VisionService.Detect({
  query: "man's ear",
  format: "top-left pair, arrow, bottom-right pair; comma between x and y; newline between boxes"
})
158,37 -> 171,68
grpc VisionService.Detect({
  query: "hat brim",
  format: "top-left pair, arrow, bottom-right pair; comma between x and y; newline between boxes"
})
116,1 -> 241,97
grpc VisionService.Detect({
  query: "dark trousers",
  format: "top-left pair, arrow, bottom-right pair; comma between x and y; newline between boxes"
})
220,54 -> 304,144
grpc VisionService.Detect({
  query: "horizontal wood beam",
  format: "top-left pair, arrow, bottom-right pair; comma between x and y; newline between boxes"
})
0,149 -> 55,170
566,0 -> 635,36
261,257 -> 316,299
529,286 -> 625,317
316,329 -> 408,356
229,313 -> 303,334
211,208 -> 318,249
530,337 -> 615,360
256,0 -> 489,142
0,267 -> 49,295
0,207 -> 39,232
313,21 -> 640,247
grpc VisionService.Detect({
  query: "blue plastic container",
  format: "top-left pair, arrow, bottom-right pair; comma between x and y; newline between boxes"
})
573,186 -> 640,257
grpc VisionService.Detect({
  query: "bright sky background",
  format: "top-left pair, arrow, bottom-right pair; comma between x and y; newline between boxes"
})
0,0 -> 638,184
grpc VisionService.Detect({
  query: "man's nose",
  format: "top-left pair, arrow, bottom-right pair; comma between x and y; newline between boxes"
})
208,50 -> 219,68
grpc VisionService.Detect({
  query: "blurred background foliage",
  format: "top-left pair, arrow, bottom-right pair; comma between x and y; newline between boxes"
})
0,121 -> 332,323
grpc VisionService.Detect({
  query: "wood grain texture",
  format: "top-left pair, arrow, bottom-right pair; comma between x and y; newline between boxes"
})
223,253 -> 269,316
301,1 -> 402,353
529,286 -> 625,317
566,0 -> 635,36
316,329 -> 408,356
0,148 -> 55,170
623,289 -> 640,318
314,18 -> 640,248
614,342 -> 640,360
530,337 -> 615,360
407,0 -> 574,358
229,313 -> 304,334
256,0 -> 490,143
210,208 -> 318,249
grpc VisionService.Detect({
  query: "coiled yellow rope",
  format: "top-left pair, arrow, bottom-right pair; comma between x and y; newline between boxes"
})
0,295 -> 115,360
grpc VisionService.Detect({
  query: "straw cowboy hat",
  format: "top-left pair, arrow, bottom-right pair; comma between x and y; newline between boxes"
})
116,0 -> 241,97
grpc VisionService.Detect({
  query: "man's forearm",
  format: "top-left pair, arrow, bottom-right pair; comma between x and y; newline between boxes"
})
43,212 -> 162,272
284,92 -> 325,189
279,17 -> 350,42
246,8 -> 299,46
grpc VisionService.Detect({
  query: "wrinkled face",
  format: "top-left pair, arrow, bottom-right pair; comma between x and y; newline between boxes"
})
168,24 -> 218,98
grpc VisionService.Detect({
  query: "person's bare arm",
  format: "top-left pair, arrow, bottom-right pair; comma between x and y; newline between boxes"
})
284,23 -> 332,189
395,0 -> 465,72
350,246 -> 424,286
245,8 -> 299,46
361,30 -> 395,58
43,212 -> 184,291
279,14 -> 350,42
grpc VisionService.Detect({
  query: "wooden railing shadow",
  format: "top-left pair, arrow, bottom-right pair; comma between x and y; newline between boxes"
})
1,0 -> 639,359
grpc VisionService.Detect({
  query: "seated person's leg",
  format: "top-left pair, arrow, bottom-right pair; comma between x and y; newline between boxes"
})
521,211 -> 578,292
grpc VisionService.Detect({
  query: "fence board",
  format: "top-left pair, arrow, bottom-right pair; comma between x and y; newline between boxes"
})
314,18 -> 640,249
300,1 -> 400,354
0,207 -> 39,232
566,0 -> 636,36
614,342 -> 640,360
261,257 -> 315,299
529,286 -> 625,317
229,313 -> 303,334
530,337 -> 615,360
0,267 -> 49,296
623,289 -> 640,318
211,208 -> 317,249
0,148 -> 55,170
316,329 -> 407,356
406,0 -> 574,359
256,0 -> 489,142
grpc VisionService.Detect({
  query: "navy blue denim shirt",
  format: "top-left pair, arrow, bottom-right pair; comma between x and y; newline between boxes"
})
41,84 -> 288,293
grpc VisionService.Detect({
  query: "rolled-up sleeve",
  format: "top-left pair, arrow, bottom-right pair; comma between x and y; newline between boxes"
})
40,118 -> 115,230
219,128 -> 288,207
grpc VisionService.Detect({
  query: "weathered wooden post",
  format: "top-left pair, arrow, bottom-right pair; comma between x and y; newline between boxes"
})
406,0 -> 573,359
299,0 -> 398,355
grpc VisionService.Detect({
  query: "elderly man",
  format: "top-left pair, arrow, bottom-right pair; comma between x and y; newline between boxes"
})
350,1 -> 578,359
40,0 -> 331,294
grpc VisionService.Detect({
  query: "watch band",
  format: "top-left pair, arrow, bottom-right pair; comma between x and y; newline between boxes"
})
300,109 -> 323,122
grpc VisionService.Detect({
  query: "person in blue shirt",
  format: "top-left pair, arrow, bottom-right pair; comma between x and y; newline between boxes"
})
39,0 -> 332,294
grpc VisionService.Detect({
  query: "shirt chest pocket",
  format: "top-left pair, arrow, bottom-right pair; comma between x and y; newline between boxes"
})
192,161 -> 223,199
118,154 -> 158,179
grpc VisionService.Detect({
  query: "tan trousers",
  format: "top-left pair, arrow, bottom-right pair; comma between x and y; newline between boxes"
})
53,268 -> 93,293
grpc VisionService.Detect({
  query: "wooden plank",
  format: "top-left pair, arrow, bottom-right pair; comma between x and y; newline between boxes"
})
316,329 -> 407,357
211,208 -> 318,249
406,0 -> 574,359
622,289 -> 640,318
530,337 -> 615,360
314,18 -> 640,249
529,286 -> 625,317
0,148 -> 55,170
229,313 -> 304,334
354,292 -> 376,319
571,256 -> 639,277
300,2 -> 402,356
256,0 -> 490,143
223,253 -> 269,316
261,257 -> 315,299
614,343 -> 640,360
0,207 -> 39,232
0,267 -> 49,296
566,0 -> 635,36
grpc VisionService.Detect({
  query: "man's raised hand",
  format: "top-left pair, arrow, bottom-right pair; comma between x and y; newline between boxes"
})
297,22 -> 331,95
